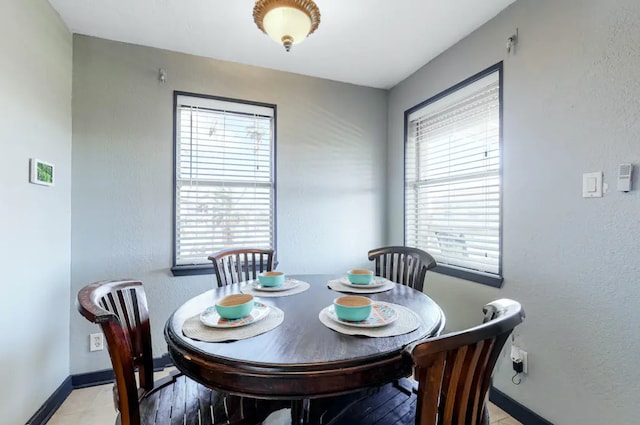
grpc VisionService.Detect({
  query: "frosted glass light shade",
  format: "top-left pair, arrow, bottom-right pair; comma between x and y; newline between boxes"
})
263,7 -> 311,48
253,0 -> 321,52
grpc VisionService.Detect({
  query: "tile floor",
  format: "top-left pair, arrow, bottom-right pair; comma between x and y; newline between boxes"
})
46,368 -> 522,425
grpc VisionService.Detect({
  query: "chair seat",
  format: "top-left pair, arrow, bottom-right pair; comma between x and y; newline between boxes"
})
119,374 -> 275,425
317,380 -> 415,425
318,379 -> 490,425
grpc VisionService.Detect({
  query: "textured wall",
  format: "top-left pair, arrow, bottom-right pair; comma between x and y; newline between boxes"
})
0,0 -> 72,423
70,35 -> 388,373
387,0 -> 640,423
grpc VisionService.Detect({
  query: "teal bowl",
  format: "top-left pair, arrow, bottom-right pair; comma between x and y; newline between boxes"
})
333,296 -> 373,322
347,269 -> 374,285
258,271 -> 285,287
215,294 -> 254,319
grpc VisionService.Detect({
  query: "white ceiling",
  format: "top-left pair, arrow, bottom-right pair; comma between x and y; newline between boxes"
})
47,0 -> 516,89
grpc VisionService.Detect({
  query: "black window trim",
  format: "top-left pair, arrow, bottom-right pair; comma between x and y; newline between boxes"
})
171,91 -> 278,277
403,62 -> 504,288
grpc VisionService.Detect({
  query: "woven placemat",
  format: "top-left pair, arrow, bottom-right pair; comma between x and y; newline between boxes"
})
318,302 -> 421,337
183,305 -> 284,342
327,277 -> 395,294
240,279 -> 310,298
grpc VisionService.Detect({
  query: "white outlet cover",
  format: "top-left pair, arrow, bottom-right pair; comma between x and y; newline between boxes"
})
89,333 -> 104,351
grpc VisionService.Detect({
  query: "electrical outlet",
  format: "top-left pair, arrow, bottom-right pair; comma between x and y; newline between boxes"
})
511,345 -> 528,374
90,333 -> 104,352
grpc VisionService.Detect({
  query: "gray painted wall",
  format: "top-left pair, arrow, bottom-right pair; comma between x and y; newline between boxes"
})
388,0 -> 640,423
70,35 -> 388,373
9,1 -> 636,422
0,0 -> 72,423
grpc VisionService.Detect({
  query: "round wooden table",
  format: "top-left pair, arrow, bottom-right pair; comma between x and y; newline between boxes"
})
165,274 -> 444,402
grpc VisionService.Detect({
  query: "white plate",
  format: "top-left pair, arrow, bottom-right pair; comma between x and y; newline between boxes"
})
200,302 -> 270,328
324,302 -> 398,328
249,278 -> 301,292
338,276 -> 389,289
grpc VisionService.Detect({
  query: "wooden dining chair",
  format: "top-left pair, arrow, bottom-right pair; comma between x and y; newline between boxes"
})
208,248 -> 275,287
76,279 -> 271,425
321,299 -> 525,425
368,246 -> 437,292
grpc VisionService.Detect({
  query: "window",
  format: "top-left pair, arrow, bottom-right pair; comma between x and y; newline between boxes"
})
172,92 -> 276,275
404,64 -> 503,287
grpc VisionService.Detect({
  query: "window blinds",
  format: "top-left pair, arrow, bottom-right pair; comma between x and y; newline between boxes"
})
175,95 -> 275,266
405,71 -> 501,276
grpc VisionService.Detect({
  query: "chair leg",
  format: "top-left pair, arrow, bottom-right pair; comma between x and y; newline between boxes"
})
392,379 -> 414,396
226,396 -> 287,425
482,404 -> 491,425
290,399 -> 311,424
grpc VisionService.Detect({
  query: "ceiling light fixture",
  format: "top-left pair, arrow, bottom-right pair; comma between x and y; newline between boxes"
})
253,0 -> 321,52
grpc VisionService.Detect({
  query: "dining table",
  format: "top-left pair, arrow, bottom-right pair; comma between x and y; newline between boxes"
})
164,273 -> 445,423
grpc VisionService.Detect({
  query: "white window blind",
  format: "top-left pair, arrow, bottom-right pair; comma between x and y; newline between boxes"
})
175,94 -> 275,266
405,69 -> 501,278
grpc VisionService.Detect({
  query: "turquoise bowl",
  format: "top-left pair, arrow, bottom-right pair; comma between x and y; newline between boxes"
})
333,296 -> 373,322
215,294 -> 254,319
258,271 -> 285,287
347,269 -> 374,285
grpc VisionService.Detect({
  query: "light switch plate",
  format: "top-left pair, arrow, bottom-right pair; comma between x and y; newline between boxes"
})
583,172 -> 603,198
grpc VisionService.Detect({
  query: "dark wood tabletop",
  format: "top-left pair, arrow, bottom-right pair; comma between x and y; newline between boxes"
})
164,274 -> 445,400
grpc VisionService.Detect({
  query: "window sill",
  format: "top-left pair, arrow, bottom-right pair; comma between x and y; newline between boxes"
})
431,265 -> 503,288
171,265 -> 214,277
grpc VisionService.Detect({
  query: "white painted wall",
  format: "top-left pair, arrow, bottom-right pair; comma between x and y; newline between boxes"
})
0,0 -> 72,423
70,36 -> 388,373
388,0 -> 640,423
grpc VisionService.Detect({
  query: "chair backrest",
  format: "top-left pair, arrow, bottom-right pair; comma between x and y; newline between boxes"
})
208,248 -> 275,287
76,280 -> 154,425
368,246 -> 436,291
406,299 -> 524,425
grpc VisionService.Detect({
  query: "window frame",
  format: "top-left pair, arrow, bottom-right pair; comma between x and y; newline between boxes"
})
403,63 -> 504,288
171,91 -> 277,277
